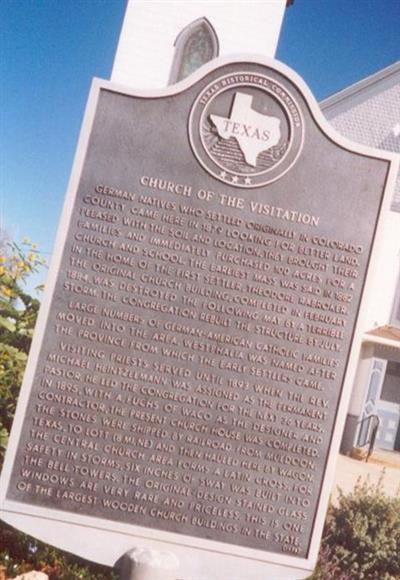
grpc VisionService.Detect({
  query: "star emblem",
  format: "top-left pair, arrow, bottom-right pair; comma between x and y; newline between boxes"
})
231,175 -> 239,184
220,171 -> 227,179
244,177 -> 252,185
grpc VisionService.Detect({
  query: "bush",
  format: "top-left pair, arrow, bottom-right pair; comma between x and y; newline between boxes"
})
310,475 -> 400,579
0,240 -> 45,464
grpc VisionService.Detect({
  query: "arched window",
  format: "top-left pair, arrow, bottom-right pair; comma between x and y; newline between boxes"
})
169,17 -> 219,84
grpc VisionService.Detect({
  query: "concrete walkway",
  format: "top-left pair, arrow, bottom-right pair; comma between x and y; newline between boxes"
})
332,453 -> 400,503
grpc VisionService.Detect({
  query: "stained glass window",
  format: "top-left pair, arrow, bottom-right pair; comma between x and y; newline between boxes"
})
169,18 -> 219,84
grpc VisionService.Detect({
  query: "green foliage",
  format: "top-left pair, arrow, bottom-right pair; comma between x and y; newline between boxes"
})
0,343 -> 27,456
0,240 -> 44,351
0,240 -> 116,579
0,520 -> 117,579
310,476 -> 400,579
0,240 -> 44,465
0,241 -> 45,466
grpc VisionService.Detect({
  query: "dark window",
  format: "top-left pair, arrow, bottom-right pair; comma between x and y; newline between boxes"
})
380,361 -> 400,404
391,267 -> 400,327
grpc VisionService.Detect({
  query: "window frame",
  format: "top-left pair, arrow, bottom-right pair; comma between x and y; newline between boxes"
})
168,17 -> 219,85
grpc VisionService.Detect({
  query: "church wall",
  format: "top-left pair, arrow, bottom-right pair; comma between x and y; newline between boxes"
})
321,64 -> 400,453
322,65 -> 400,328
111,0 -> 286,88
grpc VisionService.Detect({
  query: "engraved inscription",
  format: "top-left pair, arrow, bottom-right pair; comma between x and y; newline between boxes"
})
9,178 -> 365,557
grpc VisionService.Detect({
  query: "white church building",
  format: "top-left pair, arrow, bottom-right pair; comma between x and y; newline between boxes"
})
112,0 -> 400,459
322,62 -> 400,456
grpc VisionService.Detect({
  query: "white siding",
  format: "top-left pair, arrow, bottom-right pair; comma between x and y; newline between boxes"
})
112,0 -> 286,88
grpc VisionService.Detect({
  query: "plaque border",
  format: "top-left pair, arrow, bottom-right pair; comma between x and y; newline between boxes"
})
0,55 -> 398,580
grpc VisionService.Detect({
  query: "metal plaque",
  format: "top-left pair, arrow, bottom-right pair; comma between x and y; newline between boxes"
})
0,57 -> 397,579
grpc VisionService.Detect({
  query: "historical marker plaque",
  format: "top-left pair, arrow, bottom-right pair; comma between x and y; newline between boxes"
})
0,58 -> 397,578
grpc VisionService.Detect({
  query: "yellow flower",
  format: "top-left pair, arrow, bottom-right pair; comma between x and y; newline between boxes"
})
0,256 -> 5,264
1,286 -> 14,298
0,266 -> 5,276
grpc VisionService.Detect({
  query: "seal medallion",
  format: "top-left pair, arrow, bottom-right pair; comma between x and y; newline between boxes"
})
189,71 -> 304,188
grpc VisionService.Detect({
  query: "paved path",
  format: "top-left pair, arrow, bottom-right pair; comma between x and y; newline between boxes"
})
332,453 -> 400,503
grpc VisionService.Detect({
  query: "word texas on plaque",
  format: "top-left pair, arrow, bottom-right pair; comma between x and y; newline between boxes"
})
0,57 -> 397,580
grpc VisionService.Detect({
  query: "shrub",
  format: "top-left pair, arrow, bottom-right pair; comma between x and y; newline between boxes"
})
310,475 -> 400,579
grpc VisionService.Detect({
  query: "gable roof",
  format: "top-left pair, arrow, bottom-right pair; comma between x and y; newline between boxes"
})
320,62 -> 400,211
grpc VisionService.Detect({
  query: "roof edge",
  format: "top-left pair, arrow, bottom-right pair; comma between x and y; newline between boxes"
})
321,60 -> 400,110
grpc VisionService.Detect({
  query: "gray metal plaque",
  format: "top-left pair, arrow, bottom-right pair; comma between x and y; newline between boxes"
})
0,58 -> 397,574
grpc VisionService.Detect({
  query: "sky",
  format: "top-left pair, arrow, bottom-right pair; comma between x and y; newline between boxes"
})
1,0 -> 399,290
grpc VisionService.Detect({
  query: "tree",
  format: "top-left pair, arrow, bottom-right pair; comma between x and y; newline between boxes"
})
0,239 -> 45,464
